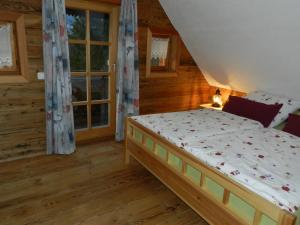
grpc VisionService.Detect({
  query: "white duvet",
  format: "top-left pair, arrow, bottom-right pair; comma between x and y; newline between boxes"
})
132,109 -> 263,147
185,128 -> 300,213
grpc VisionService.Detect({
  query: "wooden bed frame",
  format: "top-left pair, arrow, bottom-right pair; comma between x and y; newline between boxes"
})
125,118 -> 297,225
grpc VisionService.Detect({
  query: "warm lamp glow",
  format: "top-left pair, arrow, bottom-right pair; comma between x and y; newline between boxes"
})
212,89 -> 223,107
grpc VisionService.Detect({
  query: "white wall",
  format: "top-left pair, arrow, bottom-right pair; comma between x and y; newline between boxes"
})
159,0 -> 300,99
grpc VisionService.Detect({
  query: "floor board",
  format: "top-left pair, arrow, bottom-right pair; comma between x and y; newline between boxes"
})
0,141 -> 209,225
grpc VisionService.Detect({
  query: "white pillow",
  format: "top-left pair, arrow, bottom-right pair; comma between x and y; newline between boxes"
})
245,90 -> 300,127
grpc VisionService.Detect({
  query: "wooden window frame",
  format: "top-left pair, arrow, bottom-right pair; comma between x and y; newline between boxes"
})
66,0 -> 119,142
0,11 -> 29,84
146,27 -> 180,79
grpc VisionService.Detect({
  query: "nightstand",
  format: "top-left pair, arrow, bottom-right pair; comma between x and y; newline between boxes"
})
199,103 -> 223,111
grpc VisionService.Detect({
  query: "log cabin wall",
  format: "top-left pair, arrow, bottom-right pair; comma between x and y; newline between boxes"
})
0,0 -> 45,162
138,0 -> 212,114
0,0 -> 235,162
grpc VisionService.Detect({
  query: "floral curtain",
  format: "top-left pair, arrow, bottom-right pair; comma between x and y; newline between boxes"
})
42,0 -> 76,154
116,0 -> 139,141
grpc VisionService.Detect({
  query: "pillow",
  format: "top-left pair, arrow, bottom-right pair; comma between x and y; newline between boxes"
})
283,114 -> 300,137
245,90 -> 300,127
223,96 -> 283,127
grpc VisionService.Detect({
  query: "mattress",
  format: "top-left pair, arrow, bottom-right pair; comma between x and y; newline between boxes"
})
132,108 -> 263,147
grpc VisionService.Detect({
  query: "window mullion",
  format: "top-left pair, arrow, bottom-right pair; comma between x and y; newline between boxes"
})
86,10 -> 92,130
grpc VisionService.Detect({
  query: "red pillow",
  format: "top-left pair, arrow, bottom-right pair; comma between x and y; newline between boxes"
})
223,96 -> 283,127
283,114 -> 300,137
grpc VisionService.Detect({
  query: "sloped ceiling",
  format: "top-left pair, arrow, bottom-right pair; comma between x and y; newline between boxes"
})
159,0 -> 300,98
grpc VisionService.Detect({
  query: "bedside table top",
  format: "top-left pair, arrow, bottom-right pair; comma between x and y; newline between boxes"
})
200,103 -> 223,111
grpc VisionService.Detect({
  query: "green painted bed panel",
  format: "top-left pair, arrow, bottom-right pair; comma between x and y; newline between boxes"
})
185,164 -> 201,184
205,177 -> 224,202
134,129 -> 143,143
128,126 -> 133,135
260,215 -> 277,225
145,137 -> 154,151
155,144 -> 167,160
228,193 -> 255,224
168,153 -> 182,171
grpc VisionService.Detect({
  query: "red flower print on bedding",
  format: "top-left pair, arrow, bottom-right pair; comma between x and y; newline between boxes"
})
230,170 -> 240,176
281,185 -> 290,192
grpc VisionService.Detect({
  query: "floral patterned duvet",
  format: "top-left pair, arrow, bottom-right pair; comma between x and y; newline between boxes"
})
132,109 -> 300,214
185,128 -> 300,213
132,109 -> 263,147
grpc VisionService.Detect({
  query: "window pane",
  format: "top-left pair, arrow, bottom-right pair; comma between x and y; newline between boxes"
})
73,105 -> 88,130
69,44 -> 86,72
66,8 -> 86,40
91,104 -> 108,127
90,45 -> 109,72
0,23 -> 14,69
72,76 -> 87,102
151,37 -> 170,67
91,76 -> 109,100
90,11 -> 109,42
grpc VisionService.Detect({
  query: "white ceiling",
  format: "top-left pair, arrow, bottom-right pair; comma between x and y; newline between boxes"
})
159,0 -> 300,99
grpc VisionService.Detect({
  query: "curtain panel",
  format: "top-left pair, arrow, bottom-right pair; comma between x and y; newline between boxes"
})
116,0 -> 140,141
42,0 -> 76,154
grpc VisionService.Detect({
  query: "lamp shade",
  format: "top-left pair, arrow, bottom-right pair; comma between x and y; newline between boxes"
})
212,89 -> 223,107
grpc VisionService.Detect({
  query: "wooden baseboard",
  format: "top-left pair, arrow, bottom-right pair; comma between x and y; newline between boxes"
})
76,135 -> 115,146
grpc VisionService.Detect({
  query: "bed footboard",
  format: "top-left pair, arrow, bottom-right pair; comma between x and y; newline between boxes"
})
125,118 -> 297,225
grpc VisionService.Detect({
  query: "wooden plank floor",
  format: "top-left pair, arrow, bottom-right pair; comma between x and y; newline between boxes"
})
0,141 -> 209,225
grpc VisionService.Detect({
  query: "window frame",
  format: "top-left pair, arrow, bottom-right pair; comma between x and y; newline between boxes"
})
66,0 -> 119,142
146,27 -> 180,79
0,11 -> 29,84
67,6 -> 112,131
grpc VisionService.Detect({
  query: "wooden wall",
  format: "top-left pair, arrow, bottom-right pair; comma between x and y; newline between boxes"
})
138,0 -> 213,114
0,0 -> 45,162
0,0 -> 235,161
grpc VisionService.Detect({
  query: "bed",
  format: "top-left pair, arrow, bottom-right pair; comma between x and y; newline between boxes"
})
125,109 -> 300,225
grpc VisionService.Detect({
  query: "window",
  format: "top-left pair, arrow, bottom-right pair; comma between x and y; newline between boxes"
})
0,11 -> 28,83
65,0 -> 119,142
146,27 -> 179,78
0,23 -> 15,69
151,36 -> 170,71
